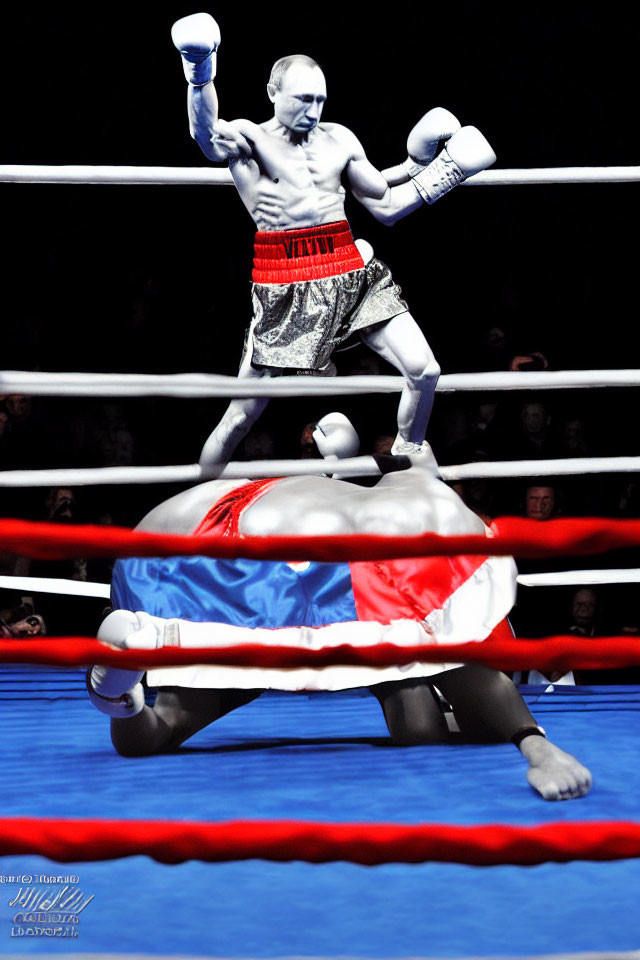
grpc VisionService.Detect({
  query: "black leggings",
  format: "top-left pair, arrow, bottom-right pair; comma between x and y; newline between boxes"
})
369,664 -> 537,745
110,665 -> 536,756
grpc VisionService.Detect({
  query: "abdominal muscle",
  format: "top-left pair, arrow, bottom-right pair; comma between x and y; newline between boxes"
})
234,168 -> 348,231
230,126 -> 351,231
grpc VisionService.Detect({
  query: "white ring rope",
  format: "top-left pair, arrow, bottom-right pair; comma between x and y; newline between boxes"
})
517,569 -> 640,587
0,457 -> 378,487
441,456 -> 640,481
3,569 -> 640,601
2,454 -> 640,488
0,166 -> 235,185
0,371 -> 401,399
0,575 -> 111,599
1,165 -> 639,186
2,369 -> 640,399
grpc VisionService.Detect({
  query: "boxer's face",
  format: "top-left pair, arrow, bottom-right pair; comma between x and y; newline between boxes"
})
269,64 -> 327,133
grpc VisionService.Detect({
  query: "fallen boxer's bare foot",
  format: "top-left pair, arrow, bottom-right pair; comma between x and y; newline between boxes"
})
520,735 -> 592,801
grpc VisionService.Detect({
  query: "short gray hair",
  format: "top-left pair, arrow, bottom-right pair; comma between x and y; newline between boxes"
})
268,55 -> 321,90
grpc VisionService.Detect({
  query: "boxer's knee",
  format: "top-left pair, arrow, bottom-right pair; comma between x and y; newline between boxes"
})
109,713 -> 167,757
109,689 -> 203,757
438,664 -> 534,742
226,402 -> 261,437
405,356 -> 441,389
372,678 -> 448,745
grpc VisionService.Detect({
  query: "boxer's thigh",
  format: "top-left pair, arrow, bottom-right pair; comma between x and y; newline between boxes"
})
434,664 -> 536,741
154,686 -> 264,747
110,687 -> 263,756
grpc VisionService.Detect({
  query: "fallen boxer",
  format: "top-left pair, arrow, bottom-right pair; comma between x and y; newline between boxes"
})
88,424 -> 591,801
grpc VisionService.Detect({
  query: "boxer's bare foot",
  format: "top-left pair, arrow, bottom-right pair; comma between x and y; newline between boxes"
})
519,735 -> 592,801
391,438 -> 439,473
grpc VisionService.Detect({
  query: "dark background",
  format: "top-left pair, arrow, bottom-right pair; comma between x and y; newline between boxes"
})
2,1 -> 636,375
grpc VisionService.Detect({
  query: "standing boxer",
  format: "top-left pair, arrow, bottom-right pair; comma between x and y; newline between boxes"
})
171,13 -> 496,466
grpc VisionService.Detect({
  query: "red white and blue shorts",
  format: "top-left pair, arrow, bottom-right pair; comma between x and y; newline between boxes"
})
111,479 -> 516,692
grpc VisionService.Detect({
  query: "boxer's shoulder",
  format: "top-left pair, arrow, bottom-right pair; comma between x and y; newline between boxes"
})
239,476 -> 358,538
136,480 -> 251,535
320,122 -> 363,153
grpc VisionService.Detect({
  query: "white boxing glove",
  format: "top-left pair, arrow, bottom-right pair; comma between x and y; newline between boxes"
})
313,412 -> 360,460
171,12 -> 221,86
86,609 -> 160,719
410,125 -> 496,204
402,107 -> 461,177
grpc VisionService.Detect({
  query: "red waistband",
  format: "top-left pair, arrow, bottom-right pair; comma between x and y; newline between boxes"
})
253,221 -> 365,284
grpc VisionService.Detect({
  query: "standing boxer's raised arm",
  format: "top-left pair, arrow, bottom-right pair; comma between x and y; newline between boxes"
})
171,13 -> 251,162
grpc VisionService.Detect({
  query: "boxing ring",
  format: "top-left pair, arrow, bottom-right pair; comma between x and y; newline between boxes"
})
2,164 -> 640,959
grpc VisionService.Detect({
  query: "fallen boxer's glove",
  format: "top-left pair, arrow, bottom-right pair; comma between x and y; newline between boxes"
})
86,609 -> 160,719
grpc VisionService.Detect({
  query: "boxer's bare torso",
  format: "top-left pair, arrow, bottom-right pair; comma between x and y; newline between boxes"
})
190,59 -> 407,231
229,120 -> 359,231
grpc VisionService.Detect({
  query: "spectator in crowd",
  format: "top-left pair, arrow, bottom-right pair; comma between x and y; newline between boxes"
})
449,478 -> 495,526
94,404 -> 136,467
524,482 -> 558,521
480,325 -> 509,370
568,587 -> 599,637
464,323 -> 549,375
45,487 -> 77,524
23,488 -> 97,636
511,401 -> 554,460
511,588 -> 596,688
372,433 -> 394,455
467,399 -> 509,459
0,409 -> 9,442
0,602 -> 46,638
238,429 -> 277,461
299,422 -> 320,459
434,404 -> 470,464
614,480 -> 640,518
4,394 -> 32,424
567,587 -> 640,684
556,415 -> 590,458
0,394 -> 40,468
509,351 -> 548,372
28,488 -> 88,584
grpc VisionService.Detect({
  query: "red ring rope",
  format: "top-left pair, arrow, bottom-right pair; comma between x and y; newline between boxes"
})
2,636 -> 639,670
1,817 -> 638,866
2,516 -> 640,562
